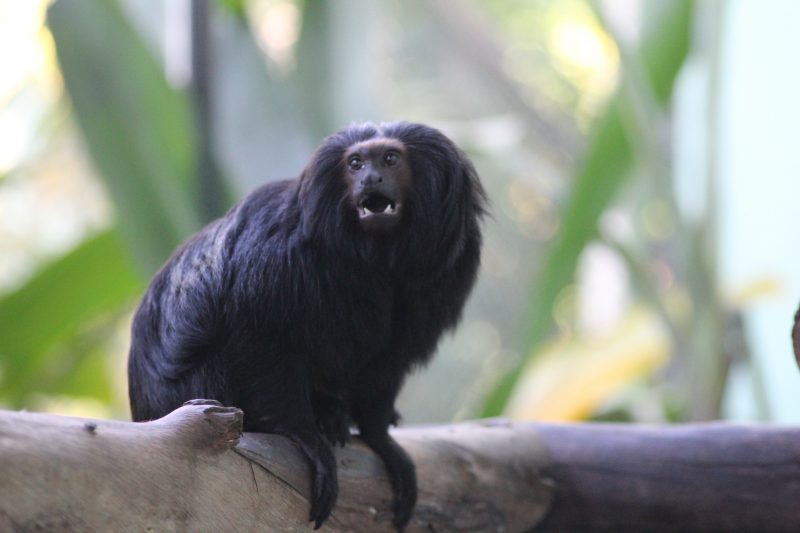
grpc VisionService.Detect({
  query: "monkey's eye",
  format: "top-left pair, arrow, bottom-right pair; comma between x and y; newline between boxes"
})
348,156 -> 364,171
383,151 -> 399,167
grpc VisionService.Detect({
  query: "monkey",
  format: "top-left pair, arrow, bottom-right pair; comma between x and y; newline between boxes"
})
128,122 -> 486,529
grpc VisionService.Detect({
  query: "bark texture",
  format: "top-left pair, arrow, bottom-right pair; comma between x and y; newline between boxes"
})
0,403 -> 551,532
535,422 -> 800,532
4,402 -> 800,532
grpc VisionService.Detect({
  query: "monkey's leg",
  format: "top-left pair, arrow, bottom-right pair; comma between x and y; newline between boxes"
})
353,377 -> 417,531
240,372 -> 338,529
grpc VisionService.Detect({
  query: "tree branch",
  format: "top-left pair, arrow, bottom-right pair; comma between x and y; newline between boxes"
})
535,422 -> 800,532
3,403 -> 800,531
0,403 -> 550,532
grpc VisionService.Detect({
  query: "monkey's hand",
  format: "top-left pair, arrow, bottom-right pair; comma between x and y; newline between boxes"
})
307,442 -> 338,529
360,429 -> 417,531
274,426 -> 338,529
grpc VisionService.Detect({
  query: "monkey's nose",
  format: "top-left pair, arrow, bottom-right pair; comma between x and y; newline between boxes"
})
361,174 -> 384,187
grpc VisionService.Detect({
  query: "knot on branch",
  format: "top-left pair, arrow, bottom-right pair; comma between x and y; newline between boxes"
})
154,399 -> 243,454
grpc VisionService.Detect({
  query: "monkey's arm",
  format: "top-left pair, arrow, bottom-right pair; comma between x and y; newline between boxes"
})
352,362 -> 416,530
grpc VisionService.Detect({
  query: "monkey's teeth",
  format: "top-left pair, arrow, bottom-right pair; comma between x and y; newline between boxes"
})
359,203 -> 397,217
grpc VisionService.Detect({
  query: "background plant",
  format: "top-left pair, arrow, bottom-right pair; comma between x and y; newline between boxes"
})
0,0 -> 786,424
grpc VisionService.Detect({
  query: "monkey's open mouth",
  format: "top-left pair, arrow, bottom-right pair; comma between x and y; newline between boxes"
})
357,193 -> 399,218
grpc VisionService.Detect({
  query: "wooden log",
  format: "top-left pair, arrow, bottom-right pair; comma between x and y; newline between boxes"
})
0,403 -> 551,532
4,402 -> 800,532
534,422 -> 800,532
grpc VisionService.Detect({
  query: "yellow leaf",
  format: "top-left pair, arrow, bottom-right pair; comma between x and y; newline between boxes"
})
727,277 -> 784,309
505,307 -> 669,421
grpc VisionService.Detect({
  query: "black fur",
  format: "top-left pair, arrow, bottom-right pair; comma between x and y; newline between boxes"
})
127,122 -> 486,529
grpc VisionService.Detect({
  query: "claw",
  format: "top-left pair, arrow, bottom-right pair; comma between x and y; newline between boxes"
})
304,441 -> 338,529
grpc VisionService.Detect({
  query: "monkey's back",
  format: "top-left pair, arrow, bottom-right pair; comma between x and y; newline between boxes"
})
128,180 -> 297,421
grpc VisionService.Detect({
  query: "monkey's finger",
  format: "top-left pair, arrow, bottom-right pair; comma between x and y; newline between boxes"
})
309,459 -> 337,529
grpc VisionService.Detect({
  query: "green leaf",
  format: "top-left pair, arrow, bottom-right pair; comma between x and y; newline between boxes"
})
482,0 -> 694,417
48,0 -> 201,276
216,0 -> 247,18
45,333 -> 117,404
0,229 -> 142,404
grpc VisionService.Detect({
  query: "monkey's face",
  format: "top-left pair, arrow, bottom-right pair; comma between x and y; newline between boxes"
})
344,138 -> 411,233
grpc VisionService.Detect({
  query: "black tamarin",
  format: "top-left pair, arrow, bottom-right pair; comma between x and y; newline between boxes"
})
128,122 -> 486,529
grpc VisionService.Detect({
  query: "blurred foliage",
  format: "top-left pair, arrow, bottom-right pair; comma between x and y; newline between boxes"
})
49,0 -> 201,275
0,0 -> 749,425
0,230 -> 140,407
504,307 -> 669,421
482,0 -> 694,417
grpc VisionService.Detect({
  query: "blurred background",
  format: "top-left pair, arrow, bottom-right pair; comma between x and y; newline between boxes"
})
0,0 -> 798,425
